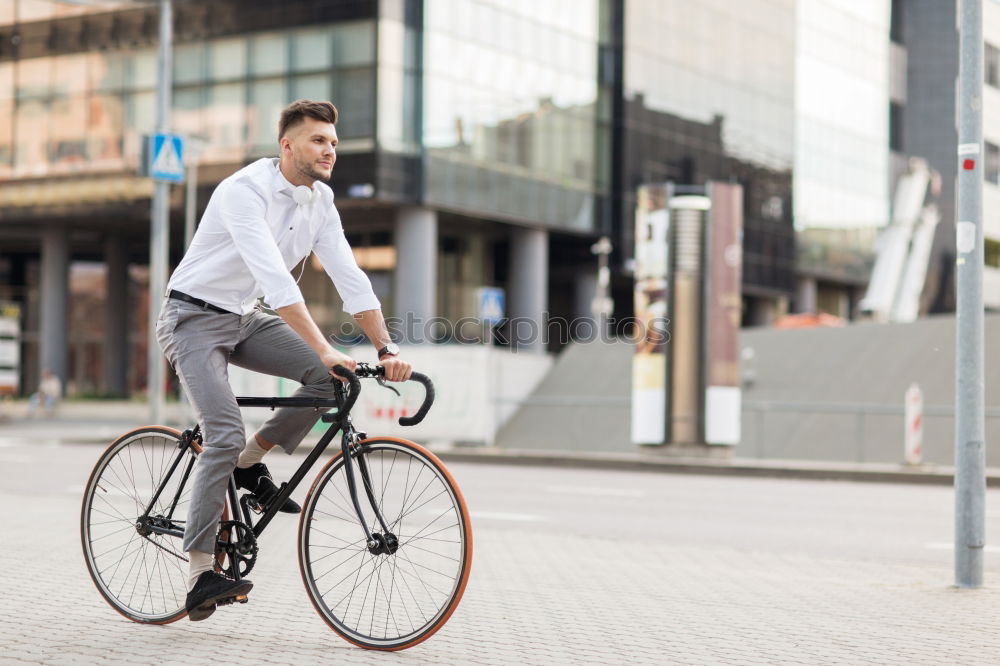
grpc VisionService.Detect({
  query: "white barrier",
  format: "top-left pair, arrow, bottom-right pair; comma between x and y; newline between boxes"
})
228,345 -> 553,446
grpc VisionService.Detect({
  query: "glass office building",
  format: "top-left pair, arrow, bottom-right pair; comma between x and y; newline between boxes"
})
0,0 -> 612,395
0,0 -> 901,396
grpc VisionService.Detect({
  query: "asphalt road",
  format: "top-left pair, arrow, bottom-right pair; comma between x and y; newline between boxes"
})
10,436 -> 999,567
3,436 -> 1000,664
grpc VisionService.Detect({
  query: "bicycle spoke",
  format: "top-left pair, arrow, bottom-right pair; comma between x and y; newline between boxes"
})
396,550 -> 457,585
339,551 -> 376,622
391,488 -> 450,530
313,504 -> 359,525
400,513 -> 459,538
320,549 -> 374,600
89,522 -> 139,544
310,546 -> 370,585
309,524 -> 366,547
401,541 -> 460,563
308,542 -> 368,571
90,498 -> 135,524
398,523 -> 461,543
104,464 -> 144,509
396,548 -> 451,598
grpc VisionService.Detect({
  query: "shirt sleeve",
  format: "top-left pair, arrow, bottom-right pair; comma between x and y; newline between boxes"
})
218,179 -> 304,309
312,204 -> 382,315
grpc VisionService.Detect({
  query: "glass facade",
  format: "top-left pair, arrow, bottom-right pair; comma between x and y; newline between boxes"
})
0,22 -> 376,178
795,0 -> 890,230
626,0 -> 796,170
421,0 -> 610,231
623,0 -> 797,296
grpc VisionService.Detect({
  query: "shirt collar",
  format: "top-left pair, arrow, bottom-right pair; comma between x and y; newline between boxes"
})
271,158 -> 297,196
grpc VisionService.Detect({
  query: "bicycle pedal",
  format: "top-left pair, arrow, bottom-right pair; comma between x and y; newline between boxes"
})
217,594 -> 249,607
240,493 -> 265,514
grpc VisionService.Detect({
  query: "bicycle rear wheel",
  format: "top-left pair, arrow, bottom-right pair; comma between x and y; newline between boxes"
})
298,437 -> 473,650
80,426 -> 226,624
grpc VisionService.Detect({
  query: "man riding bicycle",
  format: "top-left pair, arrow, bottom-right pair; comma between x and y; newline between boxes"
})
156,99 -> 411,621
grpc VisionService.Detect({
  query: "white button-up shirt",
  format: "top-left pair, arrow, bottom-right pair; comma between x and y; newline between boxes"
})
167,158 -> 380,316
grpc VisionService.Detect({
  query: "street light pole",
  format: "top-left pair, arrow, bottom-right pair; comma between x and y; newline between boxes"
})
147,0 -> 172,424
955,0 -> 985,589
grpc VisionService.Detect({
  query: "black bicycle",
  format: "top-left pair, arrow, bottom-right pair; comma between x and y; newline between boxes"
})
80,363 -> 473,651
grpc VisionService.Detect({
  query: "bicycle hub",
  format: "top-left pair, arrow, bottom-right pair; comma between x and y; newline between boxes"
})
367,532 -> 399,555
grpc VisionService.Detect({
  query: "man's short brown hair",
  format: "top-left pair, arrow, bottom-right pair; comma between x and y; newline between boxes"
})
278,99 -> 338,140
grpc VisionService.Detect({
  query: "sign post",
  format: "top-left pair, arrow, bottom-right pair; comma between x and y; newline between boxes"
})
955,0 -> 986,589
147,0 -> 175,425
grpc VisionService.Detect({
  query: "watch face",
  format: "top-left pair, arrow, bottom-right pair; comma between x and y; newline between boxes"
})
381,343 -> 400,357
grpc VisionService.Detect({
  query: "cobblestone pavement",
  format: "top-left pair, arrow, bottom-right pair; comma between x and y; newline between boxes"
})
2,440 -> 1000,665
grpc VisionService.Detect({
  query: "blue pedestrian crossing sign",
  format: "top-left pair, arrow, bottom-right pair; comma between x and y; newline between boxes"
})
150,133 -> 185,183
477,287 -> 505,325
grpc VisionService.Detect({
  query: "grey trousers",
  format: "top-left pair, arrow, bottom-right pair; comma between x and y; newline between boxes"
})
155,299 -> 339,554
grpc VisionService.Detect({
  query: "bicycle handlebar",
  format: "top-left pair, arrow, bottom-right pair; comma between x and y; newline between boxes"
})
331,364 -> 362,416
398,372 -> 434,426
331,363 -> 435,426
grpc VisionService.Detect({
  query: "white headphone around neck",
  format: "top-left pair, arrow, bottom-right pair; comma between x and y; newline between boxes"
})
293,185 -> 318,206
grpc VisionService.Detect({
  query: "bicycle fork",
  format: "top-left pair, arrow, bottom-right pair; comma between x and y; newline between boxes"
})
341,429 -> 399,556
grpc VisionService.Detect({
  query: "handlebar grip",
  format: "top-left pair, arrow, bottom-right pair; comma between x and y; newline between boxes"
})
331,365 -> 361,415
399,372 -> 434,426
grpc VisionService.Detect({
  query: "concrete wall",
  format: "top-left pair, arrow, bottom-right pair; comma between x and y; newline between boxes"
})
495,314 -> 1000,465
739,314 -> 1000,465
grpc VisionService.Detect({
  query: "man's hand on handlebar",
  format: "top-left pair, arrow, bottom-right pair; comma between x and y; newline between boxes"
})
380,356 -> 412,382
322,348 -> 356,381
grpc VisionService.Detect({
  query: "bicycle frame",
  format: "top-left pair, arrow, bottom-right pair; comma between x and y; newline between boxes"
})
138,380 -> 394,578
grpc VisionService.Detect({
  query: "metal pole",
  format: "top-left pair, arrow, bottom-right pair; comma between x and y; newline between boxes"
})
955,0 -> 985,589
147,0 -> 172,424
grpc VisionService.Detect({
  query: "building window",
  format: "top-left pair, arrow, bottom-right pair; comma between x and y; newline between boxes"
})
986,142 -> 1000,184
987,44 -> 1000,88
986,239 -> 1000,268
889,102 -> 903,152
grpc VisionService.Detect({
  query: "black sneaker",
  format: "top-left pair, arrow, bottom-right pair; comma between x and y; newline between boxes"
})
185,571 -> 253,621
233,463 -> 301,514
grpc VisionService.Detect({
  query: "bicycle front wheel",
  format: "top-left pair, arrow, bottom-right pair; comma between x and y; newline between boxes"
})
298,437 -> 473,650
80,426 -> 225,624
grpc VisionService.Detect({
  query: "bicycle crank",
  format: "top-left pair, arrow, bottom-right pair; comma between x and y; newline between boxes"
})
217,519 -> 258,577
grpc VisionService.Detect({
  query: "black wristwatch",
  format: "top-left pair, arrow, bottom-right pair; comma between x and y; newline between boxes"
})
377,343 -> 400,360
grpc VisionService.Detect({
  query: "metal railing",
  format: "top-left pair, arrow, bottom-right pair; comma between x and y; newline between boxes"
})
742,400 -> 1000,463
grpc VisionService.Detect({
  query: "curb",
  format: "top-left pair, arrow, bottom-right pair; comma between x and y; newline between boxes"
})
11,426 -> 1000,487
432,447 -> 1000,487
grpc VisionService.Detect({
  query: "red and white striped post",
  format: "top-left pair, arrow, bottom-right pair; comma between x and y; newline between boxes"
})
904,383 -> 923,465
